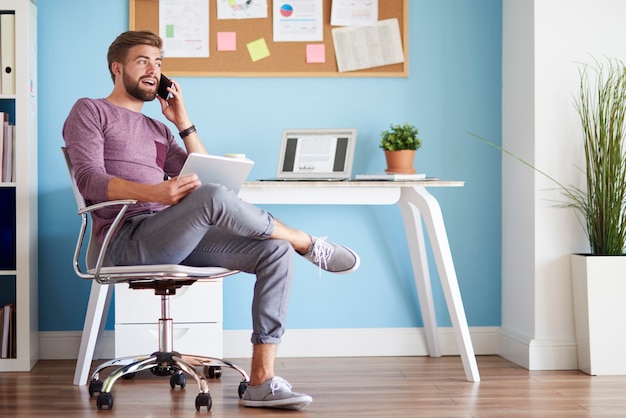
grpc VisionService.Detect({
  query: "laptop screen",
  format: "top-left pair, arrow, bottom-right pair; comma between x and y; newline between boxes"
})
276,129 -> 356,180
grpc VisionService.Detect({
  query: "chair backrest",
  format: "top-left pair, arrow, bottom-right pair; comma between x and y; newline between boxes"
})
61,147 -> 87,210
61,147 -> 108,271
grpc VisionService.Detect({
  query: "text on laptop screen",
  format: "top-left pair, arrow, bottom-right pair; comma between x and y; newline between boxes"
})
282,135 -> 349,173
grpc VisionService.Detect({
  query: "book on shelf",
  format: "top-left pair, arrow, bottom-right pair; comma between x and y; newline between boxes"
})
0,114 -> 3,177
9,303 -> 15,358
1,303 -> 15,359
4,123 -> 14,182
0,307 -> 3,357
1,113 -> 15,183
0,13 -> 15,95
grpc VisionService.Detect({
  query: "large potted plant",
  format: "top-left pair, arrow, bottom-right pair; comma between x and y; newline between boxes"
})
379,123 -> 422,173
568,58 -> 626,375
471,58 -> 626,374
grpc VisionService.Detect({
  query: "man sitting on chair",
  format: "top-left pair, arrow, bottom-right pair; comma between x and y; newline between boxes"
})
62,30 -> 360,411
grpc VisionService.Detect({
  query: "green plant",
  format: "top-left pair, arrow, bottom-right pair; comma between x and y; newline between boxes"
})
379,123 -> 422,151
470,58 -> 626,256
572,58 -> 626,255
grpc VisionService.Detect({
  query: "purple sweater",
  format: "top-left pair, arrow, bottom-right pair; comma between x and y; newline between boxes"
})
62,98 -> 187,243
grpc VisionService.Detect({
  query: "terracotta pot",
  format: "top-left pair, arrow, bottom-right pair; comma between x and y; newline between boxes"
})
384,150 -> 416,174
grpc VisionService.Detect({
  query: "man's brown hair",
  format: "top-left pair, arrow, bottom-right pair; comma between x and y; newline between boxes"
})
107,30 -> 163,83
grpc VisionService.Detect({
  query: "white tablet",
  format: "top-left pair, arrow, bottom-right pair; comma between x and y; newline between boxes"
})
178,153 -> 254,193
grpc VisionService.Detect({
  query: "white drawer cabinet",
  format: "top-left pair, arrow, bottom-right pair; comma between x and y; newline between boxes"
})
115,323 -> 223,357
114,280 -> 223,358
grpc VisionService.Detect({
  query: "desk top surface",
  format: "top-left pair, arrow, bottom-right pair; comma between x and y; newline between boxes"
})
243,179 -> 465,188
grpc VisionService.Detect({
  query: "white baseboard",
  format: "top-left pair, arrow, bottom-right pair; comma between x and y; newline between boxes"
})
498,327 -> 578,370
39,327 -> 581,371
40,330 -> 115,360
224,327 -> 502,358
39,327 -> 500,360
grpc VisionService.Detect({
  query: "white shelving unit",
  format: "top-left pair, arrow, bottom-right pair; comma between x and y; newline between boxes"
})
0,0 -> 38,372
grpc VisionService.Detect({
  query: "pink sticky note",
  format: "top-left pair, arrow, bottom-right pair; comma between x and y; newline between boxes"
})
306,44 -> 326,63
217,32 -> 237,51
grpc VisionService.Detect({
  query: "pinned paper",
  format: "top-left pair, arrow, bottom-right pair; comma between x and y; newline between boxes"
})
217,32 -> 237,51
247,38 -> 270,62
306,44 -> 326,63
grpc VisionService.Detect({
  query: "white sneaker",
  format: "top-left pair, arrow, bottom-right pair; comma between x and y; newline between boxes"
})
241,376 -> 312,410
302,236 -> 360,274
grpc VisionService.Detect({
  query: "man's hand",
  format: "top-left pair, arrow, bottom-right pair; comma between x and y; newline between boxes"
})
156,77 -> 208,155
108,175 -> 201,205
157,78 -> 191,130
153,174 -> 202,205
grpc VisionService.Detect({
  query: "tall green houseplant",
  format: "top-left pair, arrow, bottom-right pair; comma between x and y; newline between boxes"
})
471,58 -> 626,375
472,59 -> 626,255
570,58 -> 626,376
570,59 -> 626,255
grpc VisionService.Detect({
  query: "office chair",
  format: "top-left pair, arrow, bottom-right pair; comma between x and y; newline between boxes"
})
61,147 -> 250,411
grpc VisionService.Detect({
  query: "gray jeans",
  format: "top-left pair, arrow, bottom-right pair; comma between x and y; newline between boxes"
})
109,184 -> 294,345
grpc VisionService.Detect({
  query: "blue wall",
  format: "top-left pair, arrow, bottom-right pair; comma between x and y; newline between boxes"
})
37,0 -> 502,332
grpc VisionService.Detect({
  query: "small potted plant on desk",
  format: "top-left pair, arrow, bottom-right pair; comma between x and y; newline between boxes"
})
379,122 -> 422,174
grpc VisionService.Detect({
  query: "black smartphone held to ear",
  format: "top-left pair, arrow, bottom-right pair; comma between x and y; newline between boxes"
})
157,74 -> 173,100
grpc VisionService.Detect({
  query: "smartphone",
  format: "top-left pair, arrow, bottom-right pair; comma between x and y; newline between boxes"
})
157,74 -> 173,100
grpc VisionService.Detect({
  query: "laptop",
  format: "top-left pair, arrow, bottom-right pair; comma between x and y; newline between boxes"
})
178,153 -> 254,193
260,128 -> 357,181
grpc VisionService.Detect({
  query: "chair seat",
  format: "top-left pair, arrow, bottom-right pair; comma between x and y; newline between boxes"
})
88,265 -> 238,284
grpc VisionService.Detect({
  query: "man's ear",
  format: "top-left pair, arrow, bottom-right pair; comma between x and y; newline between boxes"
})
111,62 -> 122,78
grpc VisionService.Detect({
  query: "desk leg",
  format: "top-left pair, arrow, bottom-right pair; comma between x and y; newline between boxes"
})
401,186 -> 480,382
73,281 -> 112,386
398,197 -> 441,358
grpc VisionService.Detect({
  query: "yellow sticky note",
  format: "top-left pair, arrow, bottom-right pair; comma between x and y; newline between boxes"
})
306,44 -> 326,63
217,32 -> 237,51
247,38 -> 270,62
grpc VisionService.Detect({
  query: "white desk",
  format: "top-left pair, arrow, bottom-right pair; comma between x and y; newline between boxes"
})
239,180 -> 480,383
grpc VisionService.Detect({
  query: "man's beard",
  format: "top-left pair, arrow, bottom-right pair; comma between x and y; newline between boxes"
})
123,73 -> 157,102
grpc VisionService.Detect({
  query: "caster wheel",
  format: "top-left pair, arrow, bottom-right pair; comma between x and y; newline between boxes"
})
238,381 -> 249,399
88,380 -> 103,397
207,366 -> 222,379
96,392 -> 114,410
195,393 -> 212,411
170,372 -> 186,389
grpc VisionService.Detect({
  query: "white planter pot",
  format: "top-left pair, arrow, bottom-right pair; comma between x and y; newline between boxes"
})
571,254 -> 626,375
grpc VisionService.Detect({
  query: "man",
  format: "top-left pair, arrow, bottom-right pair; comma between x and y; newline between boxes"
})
63,30 -> 360,410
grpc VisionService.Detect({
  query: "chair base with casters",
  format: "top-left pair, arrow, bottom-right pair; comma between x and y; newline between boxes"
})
61,147 -> 250,411
88,280 -> 250,411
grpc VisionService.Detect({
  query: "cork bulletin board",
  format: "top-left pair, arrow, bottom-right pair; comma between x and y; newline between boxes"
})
129,0 -> 408,77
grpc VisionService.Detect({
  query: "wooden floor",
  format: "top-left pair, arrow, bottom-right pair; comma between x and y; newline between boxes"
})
1,355 -> 626,417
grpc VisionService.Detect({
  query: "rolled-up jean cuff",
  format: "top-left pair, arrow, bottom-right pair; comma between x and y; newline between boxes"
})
261,213 -> 276,239
250,333 -> 282,345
